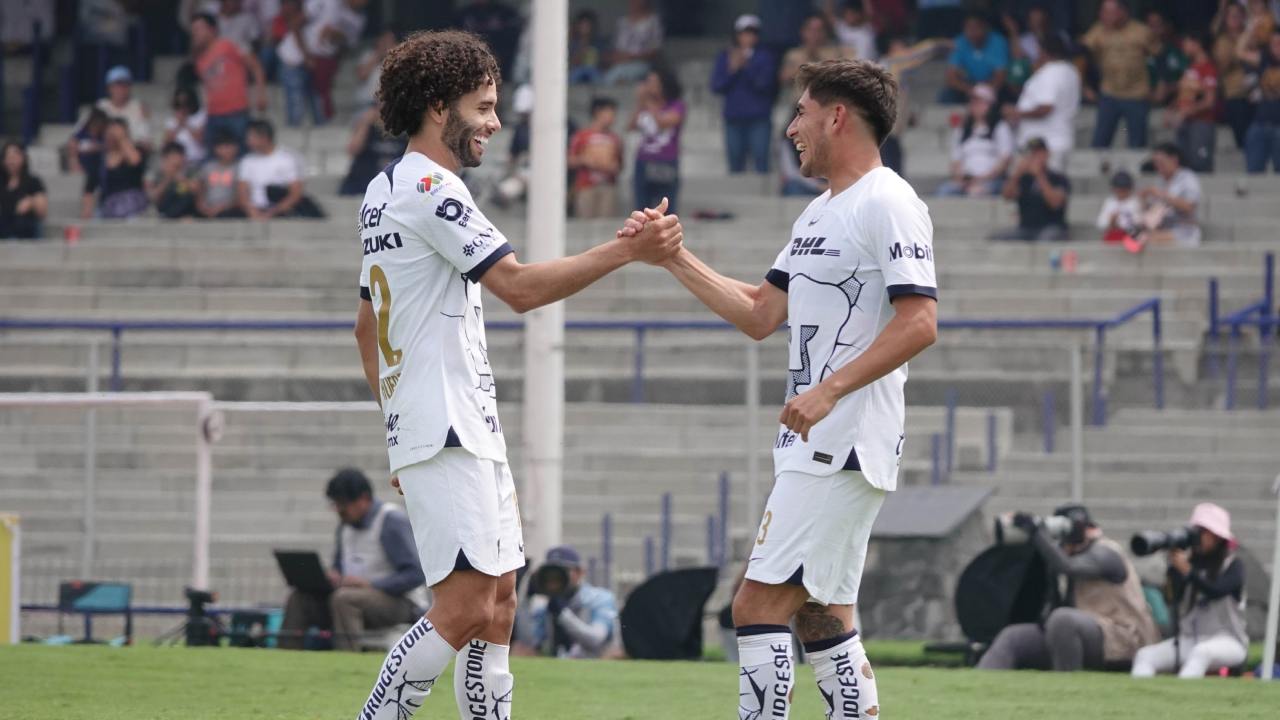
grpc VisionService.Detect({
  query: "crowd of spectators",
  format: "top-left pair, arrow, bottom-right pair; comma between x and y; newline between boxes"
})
49,0 -> 358,225
10,0 -> 1280,239
912,0 -> 1280,245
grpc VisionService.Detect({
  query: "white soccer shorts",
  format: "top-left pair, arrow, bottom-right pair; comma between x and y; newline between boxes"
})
397,448 -> 526,587
745,469 -> 886,606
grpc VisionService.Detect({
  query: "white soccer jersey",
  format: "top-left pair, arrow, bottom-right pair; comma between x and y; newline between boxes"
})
766,166 -> 936,491
358,152 -> 511,474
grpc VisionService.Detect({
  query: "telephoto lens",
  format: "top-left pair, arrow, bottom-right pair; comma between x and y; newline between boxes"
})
1130,526 -> 1195,556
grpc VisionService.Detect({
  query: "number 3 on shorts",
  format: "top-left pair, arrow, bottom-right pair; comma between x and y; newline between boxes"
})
756,510 -> 773,546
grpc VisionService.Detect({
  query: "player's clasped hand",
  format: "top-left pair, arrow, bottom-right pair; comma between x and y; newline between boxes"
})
779,383 -> 838,442
617,196 -> 682,263
615,197 -> 682,264
390,474 -> 402,495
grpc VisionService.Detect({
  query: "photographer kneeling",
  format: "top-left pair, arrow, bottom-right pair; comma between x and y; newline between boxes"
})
978,505 -> 1158,672
514,546 -> 618,659
1131,503 -> 1247,679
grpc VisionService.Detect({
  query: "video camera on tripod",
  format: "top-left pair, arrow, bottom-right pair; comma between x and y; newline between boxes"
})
179,587 -> 222,647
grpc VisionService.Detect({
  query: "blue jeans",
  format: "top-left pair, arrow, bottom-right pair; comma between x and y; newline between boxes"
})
633,158 -> 679,215
258,44 -> 280,83
1091,94 -> 1150,148
936,85 -> 969,105
280,63 -> 322,127
1245,121 -> 1280,174
204,111 -> 249,156
724,117 -> 771,174
603,61 -> 651,86
569,65 -> 601,85
936,177 -> 1003,197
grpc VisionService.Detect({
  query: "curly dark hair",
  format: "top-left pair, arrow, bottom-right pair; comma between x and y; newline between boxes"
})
377,30 -> 501,138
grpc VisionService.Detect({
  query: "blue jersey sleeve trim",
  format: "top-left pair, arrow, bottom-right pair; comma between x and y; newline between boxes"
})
887,283 -> 938,300
382,156 -> 403,191
765,269 -> 789,292
359,285 -> 371,301
465,242 -> 514,283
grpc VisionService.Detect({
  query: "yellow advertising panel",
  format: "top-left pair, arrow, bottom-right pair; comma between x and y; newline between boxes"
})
0,514 -> 18,644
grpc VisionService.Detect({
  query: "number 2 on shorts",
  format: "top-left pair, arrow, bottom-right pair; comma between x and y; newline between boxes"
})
756,510 -> 773,545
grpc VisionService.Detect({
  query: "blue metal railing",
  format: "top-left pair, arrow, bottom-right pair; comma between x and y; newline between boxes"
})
1207,253 -> 1276,409
0,298 -> 1165,422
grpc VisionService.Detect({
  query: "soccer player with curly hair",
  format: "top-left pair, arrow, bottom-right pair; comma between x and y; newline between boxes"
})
351,30 -> 683,720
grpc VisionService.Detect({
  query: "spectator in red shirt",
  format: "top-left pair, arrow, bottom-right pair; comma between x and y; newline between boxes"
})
191,12 -> 268,156
568,97 -> 623,219
1170,32 -> 1218,173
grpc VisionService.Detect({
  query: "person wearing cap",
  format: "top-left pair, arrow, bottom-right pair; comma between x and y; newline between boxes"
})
93,66 -> 153,150
936,83 -> 1013,197
978,505 -> 1158,672
990,136 -> 1070,241
515,546 -> 618,659
279,468 -> 428,651
1133,503 -> 1248,678
1096,170 -> 1142,240
710,14 -> 777,174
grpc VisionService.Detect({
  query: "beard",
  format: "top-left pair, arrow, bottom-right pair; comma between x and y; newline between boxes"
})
798,139 -> 825,179
443,110 -> 483,168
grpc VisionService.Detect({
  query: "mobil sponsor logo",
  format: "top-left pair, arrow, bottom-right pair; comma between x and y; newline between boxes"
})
887,241 -> 932,262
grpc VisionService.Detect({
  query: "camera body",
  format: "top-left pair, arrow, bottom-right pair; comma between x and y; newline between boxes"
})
185,588 -> 216,607
1130,525 -> 1196,556
993,513 -> 1074,545
529,564 -> 571,598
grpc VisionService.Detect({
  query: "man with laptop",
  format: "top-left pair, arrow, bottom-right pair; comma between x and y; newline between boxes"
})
278,468 -> 429,651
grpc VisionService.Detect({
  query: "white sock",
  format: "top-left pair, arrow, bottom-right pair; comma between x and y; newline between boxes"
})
737,625 -> 795,720
454,639 -> 514,720
357,616 -> 458,720
806,630 -> 879,719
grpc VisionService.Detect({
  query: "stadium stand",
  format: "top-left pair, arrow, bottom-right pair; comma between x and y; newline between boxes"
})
1,23 -> 1278,642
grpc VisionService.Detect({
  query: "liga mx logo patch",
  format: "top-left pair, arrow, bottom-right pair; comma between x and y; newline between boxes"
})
417,172 -> 445,194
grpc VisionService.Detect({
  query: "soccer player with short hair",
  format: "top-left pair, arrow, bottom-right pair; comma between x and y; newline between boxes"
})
351,30 -> 682,720
623,58 -> 938,719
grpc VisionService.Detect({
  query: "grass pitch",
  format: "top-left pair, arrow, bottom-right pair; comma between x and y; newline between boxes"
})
1,644 -> 1277,719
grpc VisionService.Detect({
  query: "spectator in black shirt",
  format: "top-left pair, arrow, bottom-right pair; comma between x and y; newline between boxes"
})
96,119 -> 149,219
68,107 -> 109,219
147,142 -> 198,219
990,137 -> 1070,241
0,141 -> 47,240
339,103 -> 406,196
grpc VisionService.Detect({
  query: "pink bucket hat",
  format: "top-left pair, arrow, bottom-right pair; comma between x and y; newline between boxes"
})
1189,502 -> 1233,542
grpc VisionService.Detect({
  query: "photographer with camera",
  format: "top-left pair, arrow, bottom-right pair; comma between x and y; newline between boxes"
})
978,505 -> 1158,672
1131,503 -> 1248,679
514,546 -> 618,659
279,469 -> 428,651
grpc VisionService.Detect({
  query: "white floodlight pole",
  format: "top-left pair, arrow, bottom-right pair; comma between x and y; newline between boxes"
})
522,0 -> 568,561
1261,473 -> 1280,680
